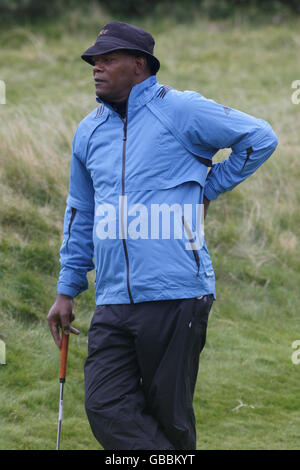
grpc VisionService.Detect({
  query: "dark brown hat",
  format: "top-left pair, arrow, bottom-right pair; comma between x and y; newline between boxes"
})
81,21 -> 160,74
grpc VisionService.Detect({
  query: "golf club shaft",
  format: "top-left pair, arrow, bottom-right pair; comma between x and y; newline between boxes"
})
56,381 -> 64,450
56,332 -> 69,450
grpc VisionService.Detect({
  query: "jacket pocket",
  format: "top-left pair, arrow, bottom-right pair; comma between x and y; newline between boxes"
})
66,207 -> 77,249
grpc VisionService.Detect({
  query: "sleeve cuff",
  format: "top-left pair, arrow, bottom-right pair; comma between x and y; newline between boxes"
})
57,283 -> 79,298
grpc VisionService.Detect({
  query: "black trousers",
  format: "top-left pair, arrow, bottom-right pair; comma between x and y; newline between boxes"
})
84,295 -> 214,450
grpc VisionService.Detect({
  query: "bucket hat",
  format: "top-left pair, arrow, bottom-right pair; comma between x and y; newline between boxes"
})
81,21 -> 160,74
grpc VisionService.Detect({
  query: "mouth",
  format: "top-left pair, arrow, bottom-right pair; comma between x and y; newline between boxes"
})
94,78 -> 107,85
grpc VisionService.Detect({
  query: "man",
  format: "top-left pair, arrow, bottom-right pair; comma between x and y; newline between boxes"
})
47,21 -> 278,450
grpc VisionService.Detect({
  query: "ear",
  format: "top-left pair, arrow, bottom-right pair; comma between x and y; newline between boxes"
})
134,56 -> 148,75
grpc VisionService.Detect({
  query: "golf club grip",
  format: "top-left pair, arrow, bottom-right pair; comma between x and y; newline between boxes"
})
59,332 -> 69,381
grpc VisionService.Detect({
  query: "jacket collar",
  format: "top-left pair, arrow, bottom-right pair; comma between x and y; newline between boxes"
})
96,75 -> 159,116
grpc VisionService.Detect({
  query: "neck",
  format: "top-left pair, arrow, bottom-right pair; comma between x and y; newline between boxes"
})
106,98 -> 128,119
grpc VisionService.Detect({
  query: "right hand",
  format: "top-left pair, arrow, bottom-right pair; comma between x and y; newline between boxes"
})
47,294 -> 80,349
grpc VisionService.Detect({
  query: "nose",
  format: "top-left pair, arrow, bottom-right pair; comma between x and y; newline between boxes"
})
93,61 -> 104,73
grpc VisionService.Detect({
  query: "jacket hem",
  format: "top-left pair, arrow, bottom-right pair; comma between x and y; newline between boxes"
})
96,287 -> 216,305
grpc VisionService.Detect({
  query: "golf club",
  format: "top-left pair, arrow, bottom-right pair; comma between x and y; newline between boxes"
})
56,331 -> 69,450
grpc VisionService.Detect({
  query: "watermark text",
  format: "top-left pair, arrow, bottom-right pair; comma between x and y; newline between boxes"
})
0,80 -> 6,104
0,339 -> 6,365
291,340 -> 300,365
291,80 -> 300,104
95,198 -> 205,250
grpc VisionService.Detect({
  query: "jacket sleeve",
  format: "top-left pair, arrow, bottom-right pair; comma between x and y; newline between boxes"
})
56,132 -> 95,298
186,94 -> 278,200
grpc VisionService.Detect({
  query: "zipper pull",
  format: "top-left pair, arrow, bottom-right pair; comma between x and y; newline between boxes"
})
122,117 -> 127,141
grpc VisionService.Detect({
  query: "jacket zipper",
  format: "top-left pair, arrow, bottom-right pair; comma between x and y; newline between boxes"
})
66,207 -> 77,249
121,110 -> 134,304
242,146 -> 253,170
182,215 -> 200,277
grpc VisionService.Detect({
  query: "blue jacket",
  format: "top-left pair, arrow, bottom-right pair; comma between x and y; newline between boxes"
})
57,75 -> 278,305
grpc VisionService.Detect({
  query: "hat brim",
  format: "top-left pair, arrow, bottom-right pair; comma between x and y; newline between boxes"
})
81,36 -> 160,74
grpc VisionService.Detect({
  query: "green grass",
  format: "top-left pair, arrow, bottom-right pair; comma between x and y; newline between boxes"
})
0,5 -> 300,449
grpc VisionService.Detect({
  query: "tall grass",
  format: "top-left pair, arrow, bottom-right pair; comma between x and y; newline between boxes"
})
0,5 -> 299,449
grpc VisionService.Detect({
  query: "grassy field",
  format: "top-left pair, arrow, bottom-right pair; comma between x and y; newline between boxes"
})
0,4 -> 300,450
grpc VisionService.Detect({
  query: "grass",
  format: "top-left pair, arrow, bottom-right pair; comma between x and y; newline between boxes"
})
0,4 -> 300,450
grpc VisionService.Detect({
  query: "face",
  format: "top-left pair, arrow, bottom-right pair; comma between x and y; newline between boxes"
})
93,51 -> 147,102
